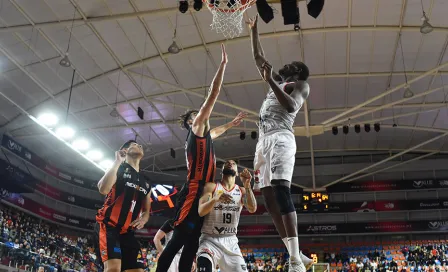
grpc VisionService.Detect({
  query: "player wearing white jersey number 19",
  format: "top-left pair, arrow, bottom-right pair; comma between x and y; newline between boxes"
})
196,160 -> 257,272
154,219 -> 183,272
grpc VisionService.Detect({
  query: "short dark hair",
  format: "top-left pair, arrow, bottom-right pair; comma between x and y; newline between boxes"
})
178,110 -> 199,129
120,140 -> 137,150
291,61 -> 309,81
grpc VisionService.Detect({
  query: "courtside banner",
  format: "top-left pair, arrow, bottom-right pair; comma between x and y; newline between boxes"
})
2,135 -> 97,190
0,187 -> 94,229
2,189 -> 448,235
0,159 -> 179,215
300,220 -> 448,235
242,199 -> 448,215
328,179 -> 448,192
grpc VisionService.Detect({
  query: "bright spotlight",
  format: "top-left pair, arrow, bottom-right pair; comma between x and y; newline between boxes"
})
99,160 -> 113,169
72,138 -> 90,151
86,150 -> 103,161
56,126 -> 76,139
37,113 -> 58,127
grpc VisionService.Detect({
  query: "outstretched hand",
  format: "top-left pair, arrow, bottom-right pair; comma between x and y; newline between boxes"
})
239,168 -> 252,188
245,14 -> 258,29
221,43 -> 228,64
231,112 -> 247,126
261,61 -> 273,82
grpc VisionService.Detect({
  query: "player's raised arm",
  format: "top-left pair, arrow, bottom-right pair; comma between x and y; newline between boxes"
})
97,150 -> 125,195
247,15 -> 281,82
198,182 -> 232,217
210,112 -> 247,140
261,62 -> 306,113
240,169 -> 257,213
192,44 -> 228,137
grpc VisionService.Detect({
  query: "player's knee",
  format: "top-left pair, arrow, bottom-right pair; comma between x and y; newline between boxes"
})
272,183 -> 295,215
103,259 -> 121,272
197,256 -> 213,272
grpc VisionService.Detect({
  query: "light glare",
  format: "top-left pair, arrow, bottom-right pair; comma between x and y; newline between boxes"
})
37,113 -> 58,127
72,138 -> 90,151
86,150 -> 103,161
99,160 -> 113,169
56,126 -> 76,139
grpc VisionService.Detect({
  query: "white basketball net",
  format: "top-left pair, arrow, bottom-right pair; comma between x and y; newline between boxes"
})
205,0 -> 255,39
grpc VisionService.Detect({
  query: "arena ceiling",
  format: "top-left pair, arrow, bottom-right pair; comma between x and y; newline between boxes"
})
0,0 -> 448,190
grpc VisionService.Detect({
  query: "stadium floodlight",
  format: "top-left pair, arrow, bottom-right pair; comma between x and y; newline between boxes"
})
86,150 -> 103,161
29,115 -> 107,171
72,138 -> 90,151
37,113 -> 58,127
99,160 -> 113,170
56,126 -> 76,139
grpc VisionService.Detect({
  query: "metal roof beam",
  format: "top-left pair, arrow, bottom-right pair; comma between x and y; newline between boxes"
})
322,132 -> 448,187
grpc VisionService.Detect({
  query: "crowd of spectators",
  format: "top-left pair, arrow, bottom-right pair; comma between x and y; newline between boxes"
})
326,243 -> 448,272
0,204 -> 98,271
242,251 -> 289,272
0,203 -> 163,272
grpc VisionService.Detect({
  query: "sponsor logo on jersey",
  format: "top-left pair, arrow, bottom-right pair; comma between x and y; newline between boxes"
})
197,141 -> 205,173
126,182 -> 148,194
214,204 -> 240,212
123,173 -> 132,179
214,226 -> 237,234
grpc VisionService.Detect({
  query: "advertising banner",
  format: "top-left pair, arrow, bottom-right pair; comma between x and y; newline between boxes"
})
2,135 -> 97,190
0,188 -> 95,229
328,179 -> 448,192
0,159 -> 178,215
2,187 -> 448,235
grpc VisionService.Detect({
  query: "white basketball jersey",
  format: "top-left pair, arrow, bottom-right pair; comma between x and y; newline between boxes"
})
202,183 -> 243,236
258,82 -> 301,136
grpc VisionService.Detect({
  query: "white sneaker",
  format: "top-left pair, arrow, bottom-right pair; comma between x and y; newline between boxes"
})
289,257 -> 307,272
300,251 -> 313,270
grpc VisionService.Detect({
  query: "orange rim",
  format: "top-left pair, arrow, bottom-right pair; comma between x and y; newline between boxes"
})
202,0 -> 256,13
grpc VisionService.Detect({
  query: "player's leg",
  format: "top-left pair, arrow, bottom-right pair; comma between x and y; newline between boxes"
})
197,235 -> 222,272
254,136 -> 288,243
156,228 -> 188,272
178,225 -> 202,272
218,236 -> 246,272
94,223 -> 122,272
120,231 -> 145,272
270,133 -> 306,272
167,253 -> 181,272
260,187 -> 287,238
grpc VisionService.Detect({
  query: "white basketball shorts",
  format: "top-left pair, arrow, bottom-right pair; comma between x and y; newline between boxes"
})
197,234 -> 247,272
167,252 -> 181,272
253,130 -> 296,189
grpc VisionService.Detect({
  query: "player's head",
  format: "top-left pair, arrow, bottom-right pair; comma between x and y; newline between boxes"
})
222,159 -> 238,177
178,110 -> 199,130
120,140 -> 144,159
278,61 -> 309,82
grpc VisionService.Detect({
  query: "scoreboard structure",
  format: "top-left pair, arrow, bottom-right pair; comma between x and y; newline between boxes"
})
301,192 -> 329,212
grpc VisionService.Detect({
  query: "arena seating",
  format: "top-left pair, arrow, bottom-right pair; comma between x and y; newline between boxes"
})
325,241 -> 448,272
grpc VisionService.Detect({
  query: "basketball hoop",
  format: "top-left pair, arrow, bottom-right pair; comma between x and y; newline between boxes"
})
203,0 -> 256,39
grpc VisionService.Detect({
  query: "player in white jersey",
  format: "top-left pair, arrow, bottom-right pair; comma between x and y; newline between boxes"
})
154,219 -> 182,272
247,15 -> 313,272
196,160 -> 257,272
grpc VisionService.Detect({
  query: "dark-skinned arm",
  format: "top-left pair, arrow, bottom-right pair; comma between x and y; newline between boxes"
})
249,15 -> 280,79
